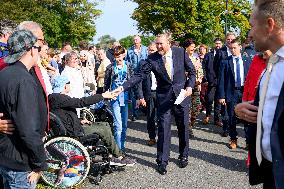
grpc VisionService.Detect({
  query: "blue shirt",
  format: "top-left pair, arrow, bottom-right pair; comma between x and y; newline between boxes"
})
111,61 -> 128,106
0,42 -> 9,58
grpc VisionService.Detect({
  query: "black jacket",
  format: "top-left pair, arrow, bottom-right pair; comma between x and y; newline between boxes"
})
48,93 -> 104,137
0,62 -> 47,171
204,50 -> 217,86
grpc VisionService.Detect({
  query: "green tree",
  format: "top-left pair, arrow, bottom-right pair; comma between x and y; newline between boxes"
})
130,0 -> 252,45
0,0 -> 102,47
119,35 -> 155,49
96,34 -> 116,49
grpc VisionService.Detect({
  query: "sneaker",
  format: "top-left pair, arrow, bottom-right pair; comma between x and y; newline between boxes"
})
120,157 -> 136,166
109,157 -> 127,166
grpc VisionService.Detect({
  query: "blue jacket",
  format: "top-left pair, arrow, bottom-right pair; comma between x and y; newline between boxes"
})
0,42 -> 9,58
125,45 -> 148,73
217,56 -> 250,101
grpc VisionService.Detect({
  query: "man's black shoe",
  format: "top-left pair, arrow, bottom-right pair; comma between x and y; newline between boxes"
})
189,131 -> 194,138
220,132 -> 228,137
179,157 -> 188,168
131,116 -> 137,121
157,164 -> 167,175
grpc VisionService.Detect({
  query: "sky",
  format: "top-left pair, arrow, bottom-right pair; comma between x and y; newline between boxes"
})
93,0 -> 139,43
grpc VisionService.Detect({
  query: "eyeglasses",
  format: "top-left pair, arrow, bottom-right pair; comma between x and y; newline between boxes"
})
37,38 -> 45,43
32,46 -> 41,52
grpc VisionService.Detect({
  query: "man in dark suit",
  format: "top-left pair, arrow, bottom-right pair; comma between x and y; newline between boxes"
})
203,38 -> 223,125
234,1 -> 284,187
113,33 -> 196,175
217,39 -> 250,149
137,42 -> 158,146
211,32 -> 237,129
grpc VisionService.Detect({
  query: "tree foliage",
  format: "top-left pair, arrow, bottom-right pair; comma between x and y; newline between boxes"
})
119,35 -> 155,49
0,0 -> 102,47
130,0 -> 252,45
96,34 -> 116,49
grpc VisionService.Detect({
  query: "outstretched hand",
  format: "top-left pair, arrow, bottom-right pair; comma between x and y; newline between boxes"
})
102,91 -> 116,99
0,113 -> 15,135
111,86 -> 124,97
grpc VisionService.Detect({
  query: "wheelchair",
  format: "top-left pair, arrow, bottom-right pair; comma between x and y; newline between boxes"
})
42,111 -> 118,188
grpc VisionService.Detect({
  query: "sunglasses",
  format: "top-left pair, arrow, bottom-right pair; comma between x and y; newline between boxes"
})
32,46 -> 41,52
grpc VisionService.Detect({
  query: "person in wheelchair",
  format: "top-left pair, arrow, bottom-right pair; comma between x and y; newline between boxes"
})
49,75 -> 135,166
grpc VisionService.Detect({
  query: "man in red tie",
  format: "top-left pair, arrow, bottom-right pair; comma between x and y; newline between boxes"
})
0,21 -> 49,133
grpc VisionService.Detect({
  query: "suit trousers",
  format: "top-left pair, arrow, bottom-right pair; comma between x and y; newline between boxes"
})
156,99 -> 190,165
223,88 -> 243,140
205,85 -> 221,122
261,158 -> 276,189
146,91 -> 157,140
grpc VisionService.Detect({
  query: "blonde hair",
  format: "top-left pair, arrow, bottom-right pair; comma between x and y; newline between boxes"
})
156,32 -> 172,43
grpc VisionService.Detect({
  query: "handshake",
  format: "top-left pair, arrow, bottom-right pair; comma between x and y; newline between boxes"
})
101,86 -> 124,100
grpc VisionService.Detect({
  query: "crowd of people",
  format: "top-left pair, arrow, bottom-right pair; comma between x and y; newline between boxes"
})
0,0 -> 284,188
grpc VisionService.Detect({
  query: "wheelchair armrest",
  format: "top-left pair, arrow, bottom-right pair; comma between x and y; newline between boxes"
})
48,112 -> 67,137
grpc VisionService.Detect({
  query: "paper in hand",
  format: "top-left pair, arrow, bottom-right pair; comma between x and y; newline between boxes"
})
174,89 -> 187,105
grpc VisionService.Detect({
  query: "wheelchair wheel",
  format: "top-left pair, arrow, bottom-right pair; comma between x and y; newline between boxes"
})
81,108 -> 95,123
42,137 -> 90,188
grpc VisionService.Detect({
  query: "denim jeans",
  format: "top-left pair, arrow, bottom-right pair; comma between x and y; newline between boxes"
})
111,100 -> 128,151
0,166 -> 36,189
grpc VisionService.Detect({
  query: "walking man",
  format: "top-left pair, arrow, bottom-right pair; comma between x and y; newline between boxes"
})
113,33 -> 196,175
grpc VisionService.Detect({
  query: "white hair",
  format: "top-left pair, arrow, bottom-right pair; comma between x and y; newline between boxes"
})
17,21 -> 42,35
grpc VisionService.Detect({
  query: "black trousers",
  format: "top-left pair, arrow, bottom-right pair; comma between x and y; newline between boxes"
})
222,88 -> 243,140
205,85 -> 221,122
146,91 -> 157,140
261,158 -> 276,189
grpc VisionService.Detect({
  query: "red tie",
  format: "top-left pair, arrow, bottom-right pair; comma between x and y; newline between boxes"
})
34,65 -> 50,130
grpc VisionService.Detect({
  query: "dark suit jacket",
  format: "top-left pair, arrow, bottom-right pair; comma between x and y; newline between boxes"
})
122,47 -> 196,112
217,56 -> 250,101
249,83 -> 284,188
213,46 -> 229,82
204,50 -> 217,86
136,73 -> 152,101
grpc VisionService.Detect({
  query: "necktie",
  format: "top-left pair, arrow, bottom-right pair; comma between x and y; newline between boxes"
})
256,54 -> 279,165
34,65 -> 50,131
163,55 -> 172,80
235,57 -> 241,87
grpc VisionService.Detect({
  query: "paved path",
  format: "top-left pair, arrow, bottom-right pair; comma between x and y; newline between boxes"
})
84,113 -> 262,189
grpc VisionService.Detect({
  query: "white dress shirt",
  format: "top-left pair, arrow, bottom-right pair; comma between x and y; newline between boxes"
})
232,56 -> 245,87
163,49 -> 174,80
151,72 -> 157,91
260,46 -> 284,162
61,65 -> 84,98
226,45 -> 232,57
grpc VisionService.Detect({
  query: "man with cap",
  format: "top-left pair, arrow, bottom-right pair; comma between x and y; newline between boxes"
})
0,30 -> 47,188
49,75 -> 136,166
